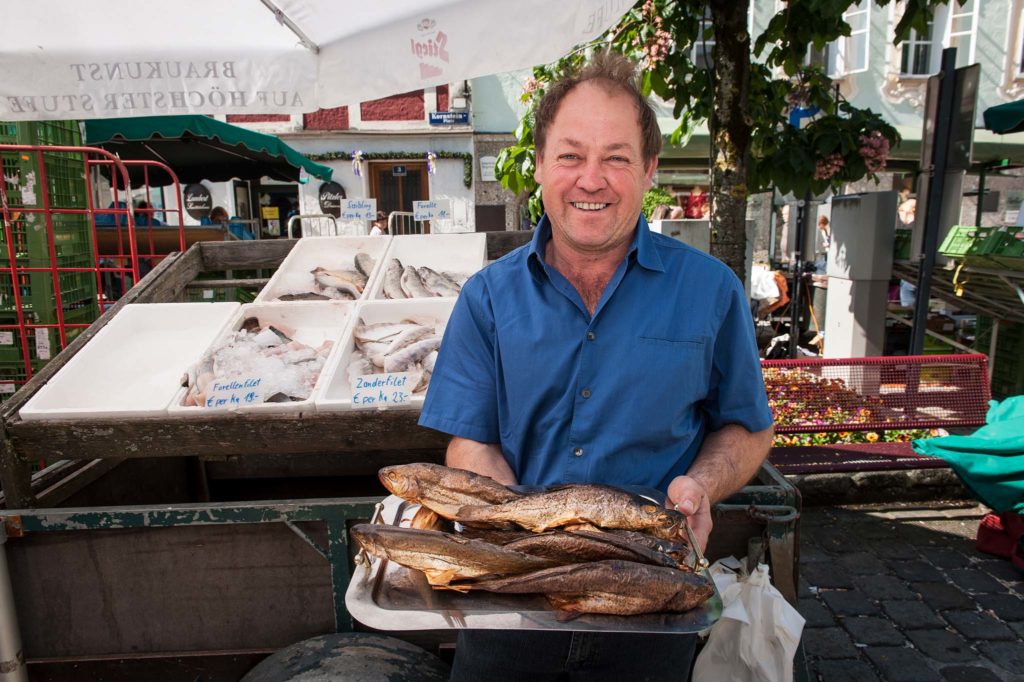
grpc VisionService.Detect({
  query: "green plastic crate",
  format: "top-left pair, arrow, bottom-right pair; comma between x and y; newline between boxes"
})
1,120 -> 81,147
978,226 -> 1024,272
0,304 -> 96,365
974,316 -> 1024,400
2,120 -> 86,213
938,225 -> 994,261
0,357 -> 46,402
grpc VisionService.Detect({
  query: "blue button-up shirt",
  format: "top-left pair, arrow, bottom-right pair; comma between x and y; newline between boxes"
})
419,215 -> 773,491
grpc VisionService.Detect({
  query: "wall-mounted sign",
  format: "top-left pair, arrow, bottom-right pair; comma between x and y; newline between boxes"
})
429,111 -> 469,125
392,165 -> 407,177
261,206 -> 280,220
182,183 -> 212,220
413,199 -> 452,221
341,198 -> 377,221
479,155 -> 498,183
318,181 -> 346,217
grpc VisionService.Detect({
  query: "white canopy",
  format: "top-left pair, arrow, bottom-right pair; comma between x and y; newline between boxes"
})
0,0 -> 630,121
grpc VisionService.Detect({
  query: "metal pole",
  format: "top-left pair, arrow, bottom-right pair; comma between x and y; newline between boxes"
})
975,166 -> 986,227
911,48 -> 958,355
988,319 -> 999,385
0,526 -> 28,682
789,192 -> 810,358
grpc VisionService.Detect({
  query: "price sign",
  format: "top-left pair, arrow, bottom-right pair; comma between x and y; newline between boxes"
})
34,328 -> 51,360
341,199 -> 377,221
413,199 -> 452,221
351,372 -> 416,409
205,376 -> 266,409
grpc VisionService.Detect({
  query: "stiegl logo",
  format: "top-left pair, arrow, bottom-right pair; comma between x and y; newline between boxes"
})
411,18 -> 448,79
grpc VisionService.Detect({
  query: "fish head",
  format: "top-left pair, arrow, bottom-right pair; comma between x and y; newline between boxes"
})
637,503 -> 685,532
378,465 -> 420,499
349,524 -> 385,555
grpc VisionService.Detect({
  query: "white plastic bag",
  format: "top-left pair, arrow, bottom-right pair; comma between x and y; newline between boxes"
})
750,269 -> 780,301
692,556 -> 805,682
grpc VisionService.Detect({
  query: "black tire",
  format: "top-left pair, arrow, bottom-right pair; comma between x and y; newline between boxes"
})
242,633 -> 450,682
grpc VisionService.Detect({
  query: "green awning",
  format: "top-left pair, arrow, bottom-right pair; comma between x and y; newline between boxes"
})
983,99 -> 1024,135
84,115 -> 332,186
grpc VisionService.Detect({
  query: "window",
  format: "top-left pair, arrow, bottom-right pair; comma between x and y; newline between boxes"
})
900,19 -> 934,75
692,6 -> 715,70
1020,26 -> 1024,76
946,0 -> 977,68
832,1 -> 870,76
898,0 -> 977,76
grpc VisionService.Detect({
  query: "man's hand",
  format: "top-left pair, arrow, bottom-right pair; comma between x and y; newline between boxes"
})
666,475 -> 712,552
668,424 -> 773,554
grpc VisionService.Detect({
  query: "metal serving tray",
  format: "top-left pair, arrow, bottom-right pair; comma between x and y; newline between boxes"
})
345,493 -> 723,634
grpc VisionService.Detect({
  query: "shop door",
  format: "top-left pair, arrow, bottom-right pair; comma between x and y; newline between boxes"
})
370,162 -> 429,234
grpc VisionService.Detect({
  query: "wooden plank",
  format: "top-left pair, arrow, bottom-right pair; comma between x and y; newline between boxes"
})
6,411 -> 451,461
132,244 -> 204,303
486,229 -> 533,260
0,423 -> 34,508
7,523 -> 336,656
203,448 -> 446,480
184,278 -> 269,289
200,240 -> 295,270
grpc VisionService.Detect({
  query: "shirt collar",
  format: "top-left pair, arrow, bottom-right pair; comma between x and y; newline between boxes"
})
527,213 -> 665,276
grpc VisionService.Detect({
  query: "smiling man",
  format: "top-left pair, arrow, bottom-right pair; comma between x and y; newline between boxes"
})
419,51 -> 774,681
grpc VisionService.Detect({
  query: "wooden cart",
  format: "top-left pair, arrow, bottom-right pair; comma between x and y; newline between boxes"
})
0,235 -> 800,680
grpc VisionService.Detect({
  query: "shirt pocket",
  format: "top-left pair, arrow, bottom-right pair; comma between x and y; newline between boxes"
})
634,336 -> 710,411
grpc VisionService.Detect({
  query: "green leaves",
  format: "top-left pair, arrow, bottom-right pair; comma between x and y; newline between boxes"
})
494,0 -> 936,229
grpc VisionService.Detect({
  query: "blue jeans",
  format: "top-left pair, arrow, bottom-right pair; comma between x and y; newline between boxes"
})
449,629 -> 697,681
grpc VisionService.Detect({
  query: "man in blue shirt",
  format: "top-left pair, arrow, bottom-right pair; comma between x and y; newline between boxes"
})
419,51 -> 773,681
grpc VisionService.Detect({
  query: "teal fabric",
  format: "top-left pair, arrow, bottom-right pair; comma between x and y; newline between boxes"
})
913,397 -> 1024,514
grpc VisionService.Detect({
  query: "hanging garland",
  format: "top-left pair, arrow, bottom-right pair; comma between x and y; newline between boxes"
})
307,150 -> 473,188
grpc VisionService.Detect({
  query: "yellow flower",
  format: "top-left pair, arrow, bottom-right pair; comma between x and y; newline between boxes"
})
866,432 -> 879,443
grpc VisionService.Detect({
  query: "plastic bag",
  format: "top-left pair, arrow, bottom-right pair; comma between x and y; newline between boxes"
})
692,557 -> 805,682
750,269 -> 781,301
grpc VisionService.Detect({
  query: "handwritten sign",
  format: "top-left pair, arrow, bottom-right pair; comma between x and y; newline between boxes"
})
341,198 -> 377,221
351,372 -> 416,409
413,199 -> 452,222
0,331 -> 13,345
205,376 -> 266,409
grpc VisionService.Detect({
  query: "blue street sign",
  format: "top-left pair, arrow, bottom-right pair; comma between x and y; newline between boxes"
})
429,111 -> 469,125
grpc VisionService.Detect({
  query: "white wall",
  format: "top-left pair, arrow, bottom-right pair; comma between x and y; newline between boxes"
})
288,133 -> 475,233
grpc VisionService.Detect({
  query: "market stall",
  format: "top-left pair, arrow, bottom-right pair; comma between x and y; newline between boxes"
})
0,233 -> 802,678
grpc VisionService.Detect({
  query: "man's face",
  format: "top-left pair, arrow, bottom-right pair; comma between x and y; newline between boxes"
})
535,82 -> 657,257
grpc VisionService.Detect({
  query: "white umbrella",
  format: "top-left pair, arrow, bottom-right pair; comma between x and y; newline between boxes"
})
0,0 -> 630,121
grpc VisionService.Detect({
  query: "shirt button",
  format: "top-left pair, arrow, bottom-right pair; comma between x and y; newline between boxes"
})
573,447 -> 583,457
581,388 -> 592,398
586,331 -> 596,341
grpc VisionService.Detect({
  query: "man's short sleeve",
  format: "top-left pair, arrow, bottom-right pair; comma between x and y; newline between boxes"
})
703,276 -> 774,433
418,276 -> 501,443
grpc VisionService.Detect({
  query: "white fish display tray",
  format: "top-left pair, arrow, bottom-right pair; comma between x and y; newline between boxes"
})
345,492 -> 724,634
314,298 -> 455,412
367,232 -> 486,300
256,235 -> 391,303
169,301 -> 354,416
18,303 -> 240,422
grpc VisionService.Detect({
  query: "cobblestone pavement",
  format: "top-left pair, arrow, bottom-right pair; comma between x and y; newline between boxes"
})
797,500 -> 1024,682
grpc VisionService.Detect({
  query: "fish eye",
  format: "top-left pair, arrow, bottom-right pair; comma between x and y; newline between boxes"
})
641,504 -> 659,515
